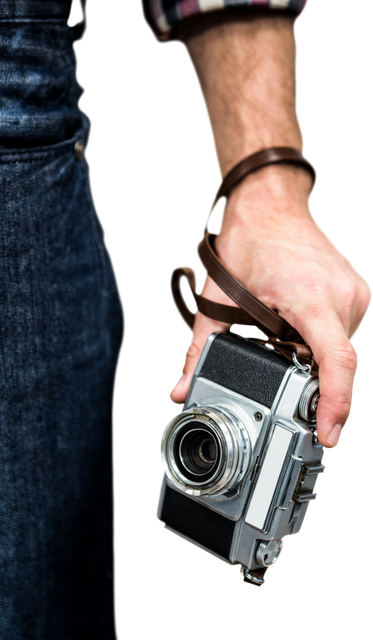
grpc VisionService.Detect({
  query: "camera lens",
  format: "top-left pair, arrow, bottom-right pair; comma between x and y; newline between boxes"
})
197,437 -> 217,465
181,429 -> 217,473
174,422 -> 221,483
162,406 -> 252,496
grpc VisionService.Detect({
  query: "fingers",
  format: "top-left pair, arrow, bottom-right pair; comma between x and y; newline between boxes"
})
310,333 -> 360,451
170,311 -> 229,403
286,298 -> 360,451
167,275 -> 237,406
167,302 -> 360,451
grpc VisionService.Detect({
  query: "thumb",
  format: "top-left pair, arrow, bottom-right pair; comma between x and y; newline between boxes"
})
170,310 -> 230,403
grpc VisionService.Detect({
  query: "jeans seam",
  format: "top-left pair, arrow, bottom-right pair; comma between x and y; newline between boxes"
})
80,159 -> 108,298
52,25 -> 74,108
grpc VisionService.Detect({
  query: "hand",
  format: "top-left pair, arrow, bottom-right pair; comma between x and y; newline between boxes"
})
171,167 -> 370,448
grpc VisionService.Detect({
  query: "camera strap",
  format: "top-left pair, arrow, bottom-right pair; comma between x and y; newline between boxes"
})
171,147 -> 315,364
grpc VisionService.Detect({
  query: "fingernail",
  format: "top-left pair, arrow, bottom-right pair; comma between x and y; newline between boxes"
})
327,424 -> 343,447
172,374 -> 187,395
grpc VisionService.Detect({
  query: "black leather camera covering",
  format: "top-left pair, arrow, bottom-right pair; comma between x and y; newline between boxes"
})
160,484 -> 236,560
199,333 -> 290,408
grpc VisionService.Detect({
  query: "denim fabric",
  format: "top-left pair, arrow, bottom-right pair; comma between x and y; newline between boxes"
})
0,3 -> 123,639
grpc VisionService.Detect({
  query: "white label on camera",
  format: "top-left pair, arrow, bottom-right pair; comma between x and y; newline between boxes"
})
245,424 -> 292,531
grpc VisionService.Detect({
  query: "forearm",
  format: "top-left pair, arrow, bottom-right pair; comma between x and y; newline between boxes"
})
172,13 -> 370,449
182,13 -> 313,232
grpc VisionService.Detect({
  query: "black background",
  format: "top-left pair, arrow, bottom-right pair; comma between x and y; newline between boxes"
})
79,0 -> 372,637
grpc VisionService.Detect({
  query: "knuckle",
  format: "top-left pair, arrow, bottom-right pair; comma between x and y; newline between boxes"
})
185,342 -> 201,361
329,340 -> 357,373
358,279 -> 371,311
355,272 -> 373,306
341,275 -> 371,323
338,343 -> 357,371
341,277 -> 358,306
332,394 -> 352,417
361,278 -> 373,305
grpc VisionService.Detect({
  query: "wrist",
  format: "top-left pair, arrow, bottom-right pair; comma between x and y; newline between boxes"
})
221,163 -> 314,233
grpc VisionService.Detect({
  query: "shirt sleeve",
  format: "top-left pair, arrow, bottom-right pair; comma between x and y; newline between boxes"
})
142,1 -> 307,42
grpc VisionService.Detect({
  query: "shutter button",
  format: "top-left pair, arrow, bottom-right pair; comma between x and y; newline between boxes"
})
74,139 -> 85,160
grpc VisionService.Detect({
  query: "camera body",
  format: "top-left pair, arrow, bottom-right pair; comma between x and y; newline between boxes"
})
158,332 -> 324,585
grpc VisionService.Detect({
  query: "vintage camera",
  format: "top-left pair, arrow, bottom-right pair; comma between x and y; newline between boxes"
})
158,332 -> 324,585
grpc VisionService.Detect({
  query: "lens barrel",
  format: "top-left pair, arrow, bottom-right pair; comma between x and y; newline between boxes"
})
161,406 -> 251,497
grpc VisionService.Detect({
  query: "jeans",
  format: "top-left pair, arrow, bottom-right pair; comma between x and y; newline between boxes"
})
0,2 -> 123,638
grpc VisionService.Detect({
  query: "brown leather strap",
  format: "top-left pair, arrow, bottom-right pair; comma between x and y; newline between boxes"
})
167,264 -> 312,362
172,267 -> 264,330
171,147 -> 315,364
198,233 -> 305,343
203,147 -> 318,235
255,338 -> 313,364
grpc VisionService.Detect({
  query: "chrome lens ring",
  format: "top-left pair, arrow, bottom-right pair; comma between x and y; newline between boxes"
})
161,406 -> 250,497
